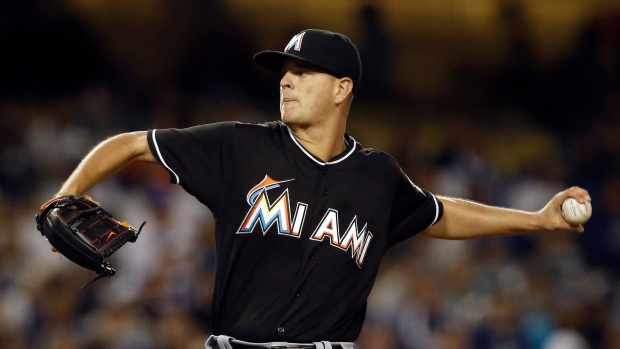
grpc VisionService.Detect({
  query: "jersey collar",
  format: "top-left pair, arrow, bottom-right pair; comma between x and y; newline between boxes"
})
286,127 -> 357,166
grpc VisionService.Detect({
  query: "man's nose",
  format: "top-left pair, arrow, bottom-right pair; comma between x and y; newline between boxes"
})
280,72 -> 292,88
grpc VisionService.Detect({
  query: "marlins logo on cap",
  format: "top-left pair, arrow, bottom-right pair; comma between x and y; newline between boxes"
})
253,29 -> 362,94
285,32 -> 306,52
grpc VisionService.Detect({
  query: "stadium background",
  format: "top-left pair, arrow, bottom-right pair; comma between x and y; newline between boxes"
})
1,0 -> 619,348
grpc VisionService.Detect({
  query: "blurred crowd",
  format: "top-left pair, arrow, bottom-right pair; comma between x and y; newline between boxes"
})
1,1 -> 620,349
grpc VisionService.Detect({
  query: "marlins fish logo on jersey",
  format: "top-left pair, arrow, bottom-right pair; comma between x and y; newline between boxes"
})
237,175 -> 373,267
237,175 -> 305,237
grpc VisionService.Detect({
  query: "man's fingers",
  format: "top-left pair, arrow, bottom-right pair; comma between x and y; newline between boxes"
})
563,186 -> 591,203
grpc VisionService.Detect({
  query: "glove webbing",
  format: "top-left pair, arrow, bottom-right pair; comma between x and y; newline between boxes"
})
81,220 -> 146,289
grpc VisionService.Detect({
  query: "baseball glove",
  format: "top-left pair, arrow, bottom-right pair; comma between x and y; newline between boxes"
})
35,195 -> 145,286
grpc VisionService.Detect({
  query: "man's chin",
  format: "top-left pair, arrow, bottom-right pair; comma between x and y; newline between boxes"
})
282,116 -> 310,129
281,114 -> 294,124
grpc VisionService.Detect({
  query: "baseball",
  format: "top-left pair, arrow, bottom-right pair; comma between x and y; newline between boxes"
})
561,198 -> 592,225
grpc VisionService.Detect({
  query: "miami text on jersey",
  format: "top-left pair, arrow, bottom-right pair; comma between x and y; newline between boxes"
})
237,175 -> 373,267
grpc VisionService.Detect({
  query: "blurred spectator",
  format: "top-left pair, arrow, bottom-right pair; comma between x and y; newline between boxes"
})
542,329 -> 589,349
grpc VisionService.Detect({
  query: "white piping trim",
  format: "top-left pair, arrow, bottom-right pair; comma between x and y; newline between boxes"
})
151,129 -> 180,184
287,127 -> 356,165
216,335 -> 233,349
427,193 -> 440,229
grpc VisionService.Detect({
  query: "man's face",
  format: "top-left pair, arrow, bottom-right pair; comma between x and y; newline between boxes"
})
279,59 -> 339,127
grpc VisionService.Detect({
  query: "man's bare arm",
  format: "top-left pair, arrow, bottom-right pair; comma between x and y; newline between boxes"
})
421,187 -> 591,240
56,131 -> 156,197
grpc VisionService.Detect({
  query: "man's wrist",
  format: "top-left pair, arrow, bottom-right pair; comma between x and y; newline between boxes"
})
54,192 -> 77,198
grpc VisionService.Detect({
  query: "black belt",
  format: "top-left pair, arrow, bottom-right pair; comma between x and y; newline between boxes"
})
206,335 -> 351,349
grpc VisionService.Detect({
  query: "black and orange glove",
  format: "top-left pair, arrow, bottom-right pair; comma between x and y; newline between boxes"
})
35,195 -> 145,286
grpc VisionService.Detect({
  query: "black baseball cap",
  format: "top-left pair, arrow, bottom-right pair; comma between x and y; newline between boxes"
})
253,29 -> 362,94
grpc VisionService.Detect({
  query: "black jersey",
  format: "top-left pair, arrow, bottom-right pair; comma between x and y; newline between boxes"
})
147,121 -> 443,343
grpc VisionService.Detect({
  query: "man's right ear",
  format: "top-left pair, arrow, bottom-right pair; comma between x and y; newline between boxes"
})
335,78 -> 354,105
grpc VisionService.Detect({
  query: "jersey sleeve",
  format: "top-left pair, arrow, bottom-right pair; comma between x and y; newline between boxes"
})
147,122 -> 237,212
387,168 -> 443,247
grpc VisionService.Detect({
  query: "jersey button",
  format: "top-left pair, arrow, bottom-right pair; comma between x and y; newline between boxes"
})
296,292 -> 300,298
277,327 -> 285,334
323,188 -> 328,195
309,255 -> 314,260
323,167 -> 328,174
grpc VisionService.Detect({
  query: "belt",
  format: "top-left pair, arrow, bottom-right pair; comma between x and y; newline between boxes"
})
205,335 -> 353,349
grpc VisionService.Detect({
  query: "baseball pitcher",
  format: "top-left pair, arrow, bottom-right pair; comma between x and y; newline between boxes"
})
36,29 -> 591,349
